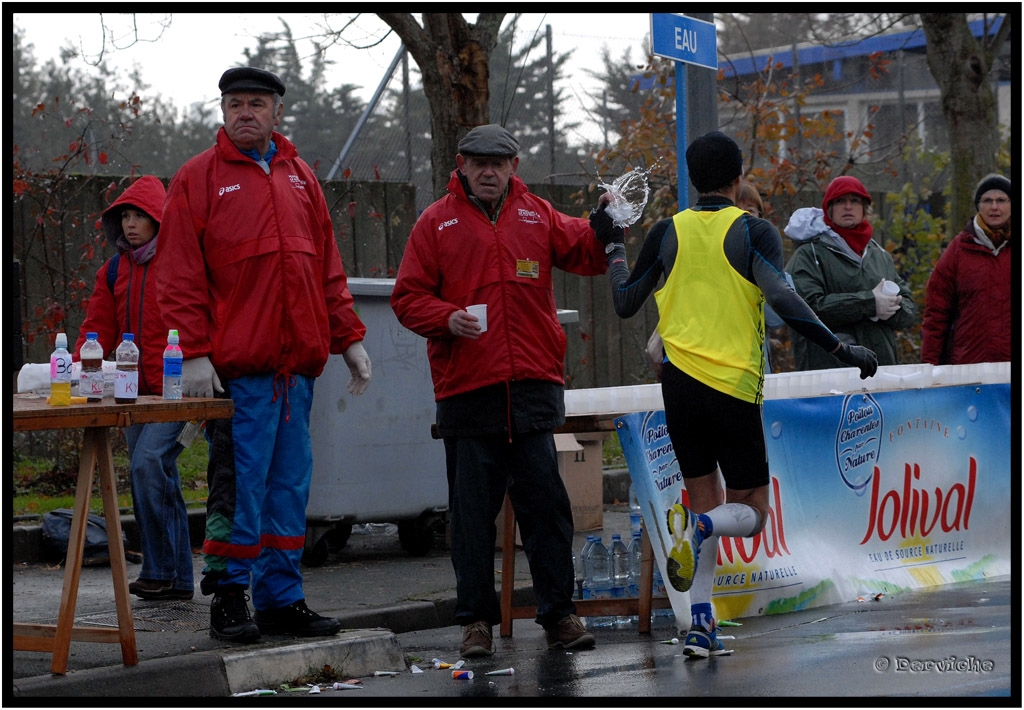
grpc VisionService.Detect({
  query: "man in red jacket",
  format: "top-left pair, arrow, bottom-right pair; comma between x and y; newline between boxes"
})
156,67 -> 372,643
921,174 -> 1011,365
392,124 -> 617,658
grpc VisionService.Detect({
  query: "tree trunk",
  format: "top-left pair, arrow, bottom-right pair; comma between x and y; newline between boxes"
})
379,13 -> 505,202
920,13 -> 1005,234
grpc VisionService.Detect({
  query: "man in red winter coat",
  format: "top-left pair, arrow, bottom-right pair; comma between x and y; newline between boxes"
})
391,124 -> 618,659
155,67 -> 372,643
921,174 -> 1011,365
74,175 -> 195,601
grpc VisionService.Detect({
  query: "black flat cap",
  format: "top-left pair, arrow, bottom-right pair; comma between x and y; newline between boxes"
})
458,124 -> 519,157
219,67 -> 286,96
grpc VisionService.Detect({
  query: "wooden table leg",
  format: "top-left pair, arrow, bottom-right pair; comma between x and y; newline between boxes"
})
48,427 -> 137,674
95,427 -> 138,667
49,428 -> 100,674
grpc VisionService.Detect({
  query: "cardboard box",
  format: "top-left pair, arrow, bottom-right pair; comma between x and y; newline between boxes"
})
497,432 -> 606,547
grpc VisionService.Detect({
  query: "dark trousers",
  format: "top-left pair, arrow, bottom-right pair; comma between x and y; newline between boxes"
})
450,430 -> 577,628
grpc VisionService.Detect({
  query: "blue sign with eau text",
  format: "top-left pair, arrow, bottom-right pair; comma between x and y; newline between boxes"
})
650,13 -> 718,70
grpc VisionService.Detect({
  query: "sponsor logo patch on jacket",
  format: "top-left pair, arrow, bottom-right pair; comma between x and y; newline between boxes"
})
218,183 -> 241,196
289,175 -> 307,189
438,218 -> 459,231
518,208 -> 542,225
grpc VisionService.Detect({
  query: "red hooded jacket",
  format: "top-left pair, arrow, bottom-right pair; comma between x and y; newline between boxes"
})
73,175 -> 170,395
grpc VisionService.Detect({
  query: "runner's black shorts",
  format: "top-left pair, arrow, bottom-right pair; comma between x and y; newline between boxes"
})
661,360 -> 769,490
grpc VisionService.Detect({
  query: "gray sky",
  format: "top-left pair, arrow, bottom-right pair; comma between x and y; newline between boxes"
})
14,12 -> 655,116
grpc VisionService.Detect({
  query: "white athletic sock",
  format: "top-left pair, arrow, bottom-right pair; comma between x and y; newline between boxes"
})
704,503 -> 761,538
689,534 -> 718,607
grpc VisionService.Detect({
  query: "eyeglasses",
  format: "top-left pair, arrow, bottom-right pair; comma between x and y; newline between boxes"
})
979,197 -> 1009,206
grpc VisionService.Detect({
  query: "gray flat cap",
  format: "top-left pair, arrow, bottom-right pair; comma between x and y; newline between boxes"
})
458,124 -> 519,157
219,67 -> 286,96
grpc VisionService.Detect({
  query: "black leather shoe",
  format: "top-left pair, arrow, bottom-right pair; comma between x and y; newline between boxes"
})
210,587 -> 260,643
253,598 -> 341,637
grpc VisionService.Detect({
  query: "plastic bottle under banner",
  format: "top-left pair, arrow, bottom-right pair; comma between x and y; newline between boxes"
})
49,333 -> 72,406
114,333 -> 139,404
578,536 -> 596,604
79,332 -> 105,402
628,483 -> 642,538
610,534 -> 631,627
582,536 -> 614,628
163,329 -> 183,400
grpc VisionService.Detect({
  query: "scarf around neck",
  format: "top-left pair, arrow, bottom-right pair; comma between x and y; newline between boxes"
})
117,235 -> 159,265
823,213 -> 873,256
976,214 -> 1010,250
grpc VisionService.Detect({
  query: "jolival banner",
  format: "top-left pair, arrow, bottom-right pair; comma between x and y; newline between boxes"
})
615,383 -> 1012,622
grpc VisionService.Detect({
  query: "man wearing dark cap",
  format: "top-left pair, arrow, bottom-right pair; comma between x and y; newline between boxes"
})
392,123 -> 618,657
922,173 -> 1011,365
156,67 -> 373,643
602,131 -> 878,658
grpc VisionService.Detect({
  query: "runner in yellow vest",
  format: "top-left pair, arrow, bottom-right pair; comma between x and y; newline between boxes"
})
591,132 -> 878,658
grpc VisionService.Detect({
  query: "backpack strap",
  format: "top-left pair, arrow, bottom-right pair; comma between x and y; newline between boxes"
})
107,253 -> 120,292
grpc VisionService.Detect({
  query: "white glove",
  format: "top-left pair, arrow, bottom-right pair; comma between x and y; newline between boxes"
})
871,279 -> 901,321
181,356 -> 223,398
342,341 -> 371,396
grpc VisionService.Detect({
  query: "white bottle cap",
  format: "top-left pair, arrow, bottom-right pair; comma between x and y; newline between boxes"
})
55,333 -> 68,348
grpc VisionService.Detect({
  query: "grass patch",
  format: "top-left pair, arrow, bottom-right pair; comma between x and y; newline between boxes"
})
13,437 -> 210,520
602,433 -> 625,468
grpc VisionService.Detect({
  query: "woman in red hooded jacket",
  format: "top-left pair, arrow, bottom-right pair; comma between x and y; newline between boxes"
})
74,175 -> 195,601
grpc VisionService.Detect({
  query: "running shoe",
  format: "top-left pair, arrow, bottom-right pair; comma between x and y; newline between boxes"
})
666,503 -> 705,592
683,623 -> 733,658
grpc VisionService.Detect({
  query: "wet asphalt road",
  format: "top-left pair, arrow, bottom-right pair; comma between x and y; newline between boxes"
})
260,577 -> 1013,701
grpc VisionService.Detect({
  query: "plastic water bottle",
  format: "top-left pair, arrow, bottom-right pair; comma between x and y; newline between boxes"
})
610,534 -> 631,627
79,332 -> 105,402
583,537 -> 614,628
578,536 -> 596,607
628,483 -> 642,538
163,329 -> 183,400
114,333 -> 139,404
626,530 -> 642,625
49,333 -> 72,406
571,551 -> 580,600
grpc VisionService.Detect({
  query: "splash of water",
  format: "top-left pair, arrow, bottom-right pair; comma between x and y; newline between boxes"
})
598,167 -> 652,228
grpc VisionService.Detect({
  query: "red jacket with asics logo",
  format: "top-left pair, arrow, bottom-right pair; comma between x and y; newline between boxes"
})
156,128 -> 365,380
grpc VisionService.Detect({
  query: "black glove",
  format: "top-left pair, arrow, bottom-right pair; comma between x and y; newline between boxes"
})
589,204 -> 625,247
834,342 -> 878,380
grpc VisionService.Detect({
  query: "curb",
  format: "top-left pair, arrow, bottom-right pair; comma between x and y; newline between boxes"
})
12,629 -> 403,698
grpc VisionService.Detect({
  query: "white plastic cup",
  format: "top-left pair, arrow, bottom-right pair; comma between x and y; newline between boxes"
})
882,280 -> 900,296
467,304 -> 488,332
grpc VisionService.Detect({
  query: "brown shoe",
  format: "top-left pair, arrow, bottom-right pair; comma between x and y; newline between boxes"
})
545,614 -> 596,650
129,578 -> 194,600
460,620 -> 494,658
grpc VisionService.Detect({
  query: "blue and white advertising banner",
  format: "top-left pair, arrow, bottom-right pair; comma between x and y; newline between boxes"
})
615,383 -> 1011,623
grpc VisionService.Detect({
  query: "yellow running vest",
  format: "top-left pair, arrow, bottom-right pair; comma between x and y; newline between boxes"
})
655,207 -> 766,403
